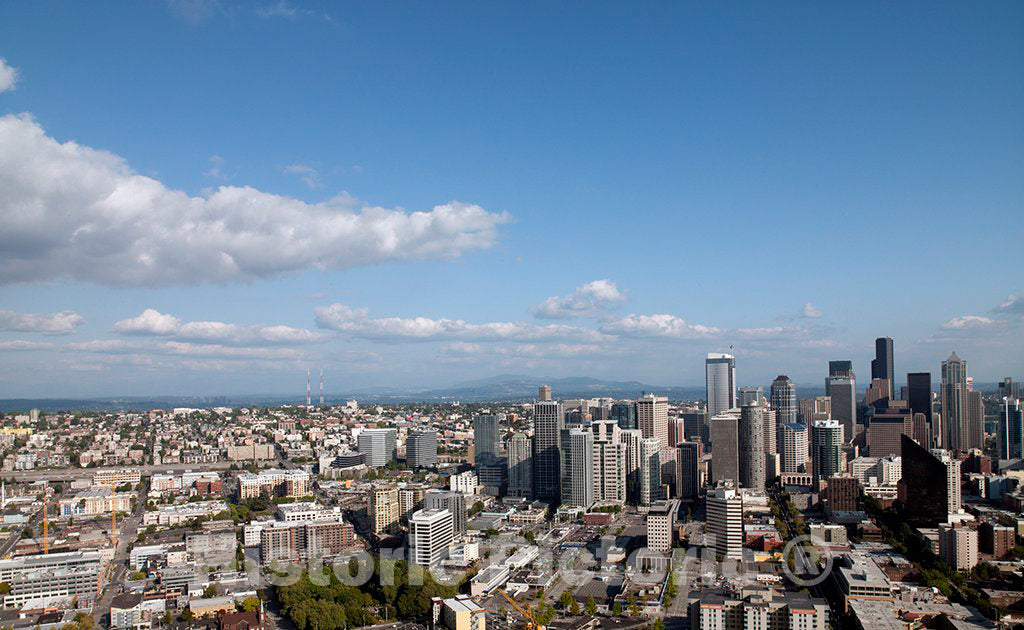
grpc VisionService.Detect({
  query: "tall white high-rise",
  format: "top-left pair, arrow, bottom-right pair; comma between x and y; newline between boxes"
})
639,437 -> 662,506
636,393 -> 669,449
781,423 -> 809,474
560,427 -> 594,508
358,429 -> 397,467
409,508 -> 454,567
706,353 -> 736,418
618,429 -> 643,505
707,483 -> 744,560
591,420 -> 626,503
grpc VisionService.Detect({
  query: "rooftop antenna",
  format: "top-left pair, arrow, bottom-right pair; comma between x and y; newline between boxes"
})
306,368 -> 312,406
319,365 -> 324,407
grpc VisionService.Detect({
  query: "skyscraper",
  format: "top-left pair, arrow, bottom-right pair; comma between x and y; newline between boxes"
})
424,490 -> 467,535
739,403 -> 766,489
533,401 -> 564,501
965,377 -> 984,452
637,393 -> 668,449
737,386 -> 764,407
618,429 -> 643,505
707,483 -> 744,560
676,441 -> 701,499
866,409 -> 913,457
907,372 -> 934,445
506,433 -> 533,498
781,423 -> 809,474
812,420 -> 843,484
942,352 -> 973,451
639,437 -> 662,506
409,508 -> 454,568
897,435 -> 961,524
610,401 -> 637,430
871,337 -> 895,399
358,428 -> 398,467
706,353 -> 736,419
999,398 -> 1024,460
473,415 -> 500,464
591,420 -> 626,503
826,372 -> 856,443
560,427 -> 594,508
538,384 -> 552,401
709,411 -> 740,484
406,429 -> 438,469
770,375 -> 797,426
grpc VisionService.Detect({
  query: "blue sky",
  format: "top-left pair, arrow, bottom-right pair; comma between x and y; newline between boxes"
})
0,1 -> 1021,398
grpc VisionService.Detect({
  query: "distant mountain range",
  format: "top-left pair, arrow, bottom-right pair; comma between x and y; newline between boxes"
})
2,374 -> 996,413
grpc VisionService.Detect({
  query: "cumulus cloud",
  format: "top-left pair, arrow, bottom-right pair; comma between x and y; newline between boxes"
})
314,303 -> 605,342
0,58 -> 17,93
0,115 -> 510,286
994,294 -> 1024,316
113,308 -> 181,335
801,303 -> 822,318
113,308 -> 324,345
0,309 -> 84,334
534,279 -> 626,319
942,315 -> 998,330
599,314 -> 720,339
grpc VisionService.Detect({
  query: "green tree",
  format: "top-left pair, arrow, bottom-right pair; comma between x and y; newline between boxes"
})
241,597 -> 261,613
585,595 -> 597,616
612,601 -> 623,617
560,592 -> 573,609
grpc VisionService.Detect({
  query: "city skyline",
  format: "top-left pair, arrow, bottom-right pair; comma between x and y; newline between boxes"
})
1,2 -> 1022,397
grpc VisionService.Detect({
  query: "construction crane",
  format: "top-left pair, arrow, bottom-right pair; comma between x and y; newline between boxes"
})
495,588 -> 543,630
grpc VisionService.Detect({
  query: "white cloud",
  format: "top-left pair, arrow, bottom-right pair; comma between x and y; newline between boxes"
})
314,303 -> 606,342
113,308 -> 182,335
942,315 -> 997,330
995,294 -> 1024,315
0,58 -> 17,93
284,163 -> 320,189
0,340 -> 55,351
113,308 -> 324,345
599,313 -> 720,339
534,279 -> 625,319
256,1 -> 298,18
0,114 -> 510,286
0,309 -> 84,334
801,303 -> 822,318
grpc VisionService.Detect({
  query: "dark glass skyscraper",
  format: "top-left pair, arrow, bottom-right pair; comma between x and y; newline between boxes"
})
898,434 -> 951,526
611,401 -> 636,430
907,372 -> 933,446
533,401 -> 564,501
871,337 -> 895,399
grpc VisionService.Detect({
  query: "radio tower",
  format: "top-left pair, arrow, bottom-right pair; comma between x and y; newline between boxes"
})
319,365 -> 324,406
305,369 -> 311,406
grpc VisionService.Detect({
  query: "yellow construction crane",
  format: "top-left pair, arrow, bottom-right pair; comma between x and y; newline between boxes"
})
495,588 -> 543,630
